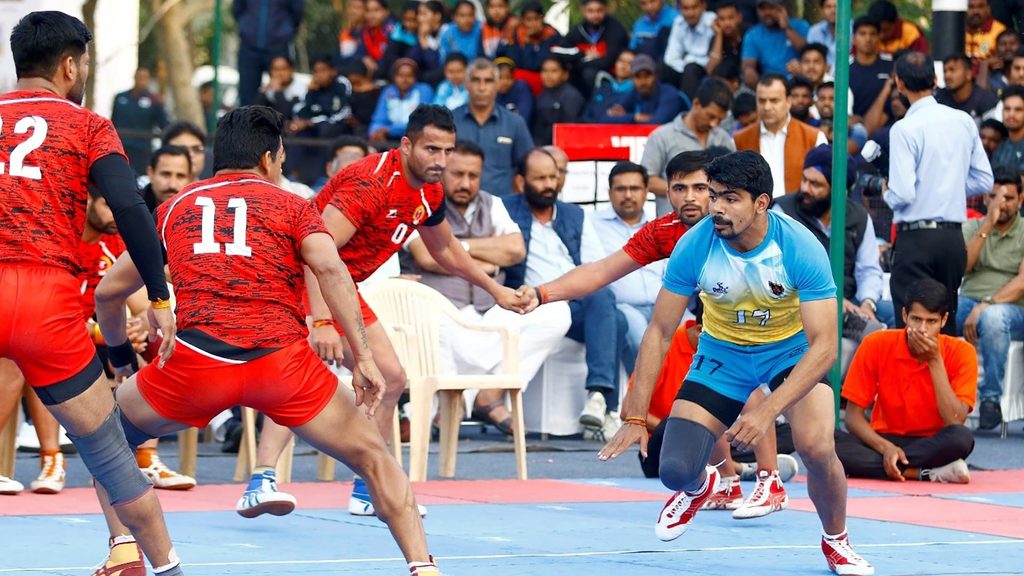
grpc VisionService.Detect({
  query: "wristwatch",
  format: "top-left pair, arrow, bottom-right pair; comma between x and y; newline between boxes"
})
983,296 -> 995,304
861,298 -> 877,313
460,240 -> 471,253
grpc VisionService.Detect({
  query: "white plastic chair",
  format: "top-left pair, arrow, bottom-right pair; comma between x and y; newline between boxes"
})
361,278 -> 527,482
1000,341 -> 1024,439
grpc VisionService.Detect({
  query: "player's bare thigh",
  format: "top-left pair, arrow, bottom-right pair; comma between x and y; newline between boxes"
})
782,381 -> 837,460
113,377 -> 190,439
290,384 -> 391,466
46,373 -> 126,436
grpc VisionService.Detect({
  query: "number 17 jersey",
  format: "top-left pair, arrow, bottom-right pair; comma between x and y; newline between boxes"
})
663,211 -> 836,346
0,91 -> 126,275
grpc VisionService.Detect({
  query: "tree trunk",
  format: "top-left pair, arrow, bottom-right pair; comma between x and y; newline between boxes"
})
152,0 -> 203,127
82,0 -> 98,110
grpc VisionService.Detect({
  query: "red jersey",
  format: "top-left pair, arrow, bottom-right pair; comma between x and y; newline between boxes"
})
157,173 -> 328,351
314,150 -> 445,282
622,212 -> 689,266
0,91 -> 125,275
78,233 -> 126,321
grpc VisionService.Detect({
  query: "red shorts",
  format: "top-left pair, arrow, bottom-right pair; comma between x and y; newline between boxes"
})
136,338 -> 339,428
0,265 -> 101,397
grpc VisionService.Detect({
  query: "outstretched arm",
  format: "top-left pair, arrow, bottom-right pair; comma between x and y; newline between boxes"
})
521,250 -> 642,311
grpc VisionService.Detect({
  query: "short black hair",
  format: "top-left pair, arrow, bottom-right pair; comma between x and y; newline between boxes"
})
867,0 -> 899,24
161,120 -> 207,146
996,29 -> 1017,44
11,11 -> 91,80
330,135 -> 369,157
608,161 -> 648,187
694,77 -> 734,112
454,139 -> 485,162
705,150 -> 773,200
981,118 -> 1009,140
340,57 -> 370,77
716,0 -> 739,11
818,80 -> 836,92
993,165 -> 1021,188
1002,84 -> 1024,103
904,278 -> 949,316
444,51 -> 469,68
758,73 -> 790,95
311,54 -> 336,69
665,150 -> 712,181
1015,47 -> 1024,60
711,59 -> 740,82
732,91 -> 756,117
402,0 -> 421,14
788,74 -> 815,94
149,144 -> 192,173
894,51 -> 936,92
423,0 -> 446,17
541,54 -> 570,72
852,15 -> 880,33
800,42 -> 828,61
454,0 -> 476,13
943,52 -> 971,69
405,104 -> 457,142
212,106 -> 285,172
270,54 -> 294,68
521,0 -> 544,17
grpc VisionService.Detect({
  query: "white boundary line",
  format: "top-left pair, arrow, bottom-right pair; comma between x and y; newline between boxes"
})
2,539 -> 1022,573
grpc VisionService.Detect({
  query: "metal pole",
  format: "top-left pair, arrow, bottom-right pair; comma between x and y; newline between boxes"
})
828,0 -> 852,424
209,0 -> 224,136
932,0 -> 968,61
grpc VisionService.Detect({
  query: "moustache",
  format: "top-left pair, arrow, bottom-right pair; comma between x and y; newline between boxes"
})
712,216 -> 731,226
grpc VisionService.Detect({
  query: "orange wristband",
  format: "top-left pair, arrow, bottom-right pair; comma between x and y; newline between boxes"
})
150,298 -> 171,309
312,319 -> 334,329
624,416 -> 646,427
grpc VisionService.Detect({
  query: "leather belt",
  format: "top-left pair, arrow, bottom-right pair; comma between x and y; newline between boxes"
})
896,220 -> 961,232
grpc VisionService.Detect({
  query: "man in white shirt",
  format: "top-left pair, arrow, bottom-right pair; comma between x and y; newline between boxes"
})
402,141 -> 571,432
592,162 -> 663,374
663,0 -> 717,98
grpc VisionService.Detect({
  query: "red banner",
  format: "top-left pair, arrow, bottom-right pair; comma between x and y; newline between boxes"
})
552,124 -> 659,162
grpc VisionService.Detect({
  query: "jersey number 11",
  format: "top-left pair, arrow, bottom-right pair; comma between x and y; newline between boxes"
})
192,196 -> 252,257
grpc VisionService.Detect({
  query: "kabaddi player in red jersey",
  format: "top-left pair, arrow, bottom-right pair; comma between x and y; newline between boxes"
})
0,11 -> 182,575
517,149 -> 796,518
95,106 -> 443,576
247,104 -> 526,518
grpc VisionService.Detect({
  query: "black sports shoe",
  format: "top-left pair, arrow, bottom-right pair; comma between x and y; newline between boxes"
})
978,399 -> 1002,431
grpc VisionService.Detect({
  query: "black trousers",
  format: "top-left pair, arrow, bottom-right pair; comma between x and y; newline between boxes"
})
890,227 -> 966,335
834,425 -> 975,480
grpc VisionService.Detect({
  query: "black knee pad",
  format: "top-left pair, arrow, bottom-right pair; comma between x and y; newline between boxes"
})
659,417 -> 717,492
67,406 -> 152,505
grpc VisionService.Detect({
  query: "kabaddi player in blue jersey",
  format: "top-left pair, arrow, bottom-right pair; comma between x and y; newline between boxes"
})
599,151 -> 874,576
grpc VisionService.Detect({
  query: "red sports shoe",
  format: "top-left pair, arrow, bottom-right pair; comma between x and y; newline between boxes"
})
702,474 -> 743,510
91,537 -> 146,576
822,532 -> 875,575
655,465 -> 719,541
732,469 -> 788,519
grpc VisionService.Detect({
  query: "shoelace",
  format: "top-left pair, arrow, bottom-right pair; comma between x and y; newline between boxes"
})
828,537 -> 866,563
747,473 -> 773,503
39,454 -> 63,478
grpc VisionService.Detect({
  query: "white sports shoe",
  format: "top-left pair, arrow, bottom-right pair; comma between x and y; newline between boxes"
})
30,451 -> 65,494
236,470 -> 296,518
655,466 -> 719,541
732,469 -> 788,520
0,474 -> 24,495
739,453 -> 800,482
349,477 -> 427,517
579,391 -> 607,429
823,532 -> 875,575
923,459 -> 970,484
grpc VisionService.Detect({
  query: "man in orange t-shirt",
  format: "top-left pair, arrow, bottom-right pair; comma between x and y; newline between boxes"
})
836,279 -> 977,483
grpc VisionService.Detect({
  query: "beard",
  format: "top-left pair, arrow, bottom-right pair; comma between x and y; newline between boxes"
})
523,181 -> 557,209
68,75 -> 86,105
796,190 -> 831,218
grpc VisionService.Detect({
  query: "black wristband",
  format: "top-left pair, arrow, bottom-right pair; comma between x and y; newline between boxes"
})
107,340 -> 139,372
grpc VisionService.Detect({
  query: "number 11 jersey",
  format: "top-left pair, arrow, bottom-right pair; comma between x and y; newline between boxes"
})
0,91 -> 126,275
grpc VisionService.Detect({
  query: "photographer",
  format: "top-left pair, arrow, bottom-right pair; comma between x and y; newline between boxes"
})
884,52 -> 993,335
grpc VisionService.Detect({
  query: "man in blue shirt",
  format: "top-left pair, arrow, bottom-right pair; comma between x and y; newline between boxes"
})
885,52 -> 994,335
741,0 -> 809,89
453,58 -> 534,197
599,151 -> 874,576
596,54 -> 685,125
806,0 -> 839,69
631,0 -> 679,58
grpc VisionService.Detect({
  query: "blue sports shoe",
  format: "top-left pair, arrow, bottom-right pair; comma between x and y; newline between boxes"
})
348,476 -> 427,517
236,469 -> 296,518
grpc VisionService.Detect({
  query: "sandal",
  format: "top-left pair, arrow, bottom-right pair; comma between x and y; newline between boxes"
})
471,399 -> 514,435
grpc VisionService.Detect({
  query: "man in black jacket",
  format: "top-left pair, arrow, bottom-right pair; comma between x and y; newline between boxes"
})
557,0 -> 628,97
233,0 -> 304,106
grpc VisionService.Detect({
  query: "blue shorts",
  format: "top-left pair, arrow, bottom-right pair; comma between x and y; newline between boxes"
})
681,331 -> 810,403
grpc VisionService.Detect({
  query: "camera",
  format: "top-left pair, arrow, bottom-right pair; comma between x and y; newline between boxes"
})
852,140 -> 887,197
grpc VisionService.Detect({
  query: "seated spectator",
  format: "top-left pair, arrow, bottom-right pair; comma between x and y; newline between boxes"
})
992,86 -> 1024,171
849,16 -> 892,120
496,56 -> 535,124
355,0 -> 396,80
583,50 -> 636,122
592,162 -> 663,372
705,0 -> 747,89
313,135 -> 372,191
979,29 -> 1020,92
710,59 -> 743,94
631,0 -> 678,59
936,53 -> 1000,125
806,0 -> 839,68
816,80 -> 836,120
161,120 -> 208,180
867,0 -> 929,56
454,58 -> 534,197
559,0 -> 628,98
741,0 -> 809,90
481,0 -> 518,59
532,56 -> 585,146
290,55 -> 354,183
341,58 -> 382,137
773,144 -> 886,332
788,75 -> 817,125
378,1 -> 421,79
957,166 -> 1024,430
980,118 -> 1009,161
796,42 -> 830,90
720,90 -> 757,134
836,279 -> 976,484
500,1 -> 561,95
141,145 -> 193,213
595,54 -> 685,125
965,0 -> 1005,65
502,148 -> 626,435
434,52 -> 470,110
369,58 -> 434,144
733,73 -> 827,197
338,0 -> 366,59
439,0 -> 482,62
256,55 -> 307,122
407,0 -> 445,86
663,0 -> 716,99
401,141 -> 570,433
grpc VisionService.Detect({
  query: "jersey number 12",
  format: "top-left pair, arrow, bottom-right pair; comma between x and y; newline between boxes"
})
193,196 -> 252,257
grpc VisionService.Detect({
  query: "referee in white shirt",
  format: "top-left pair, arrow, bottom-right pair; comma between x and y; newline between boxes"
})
885,51 -> 993,334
